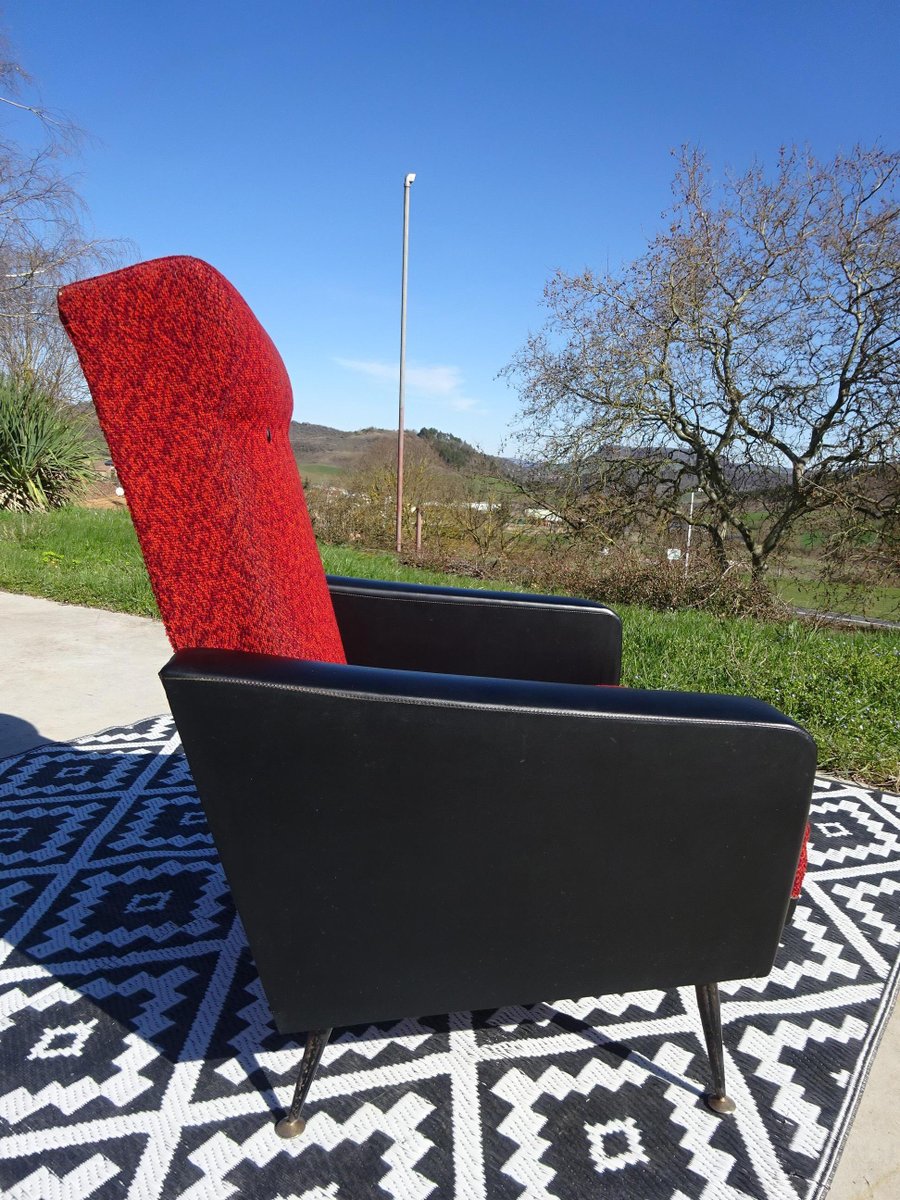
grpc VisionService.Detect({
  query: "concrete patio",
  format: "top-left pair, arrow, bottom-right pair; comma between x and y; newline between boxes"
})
0,589 -> 897,1199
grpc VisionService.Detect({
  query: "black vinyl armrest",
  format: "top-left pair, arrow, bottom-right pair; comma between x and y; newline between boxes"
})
162,646 -> 808,729
326,574 -> 622,685
161,648 -> 815,1033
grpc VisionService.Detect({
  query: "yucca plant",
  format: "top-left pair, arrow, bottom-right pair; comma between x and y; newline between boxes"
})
0,379 -> 97,511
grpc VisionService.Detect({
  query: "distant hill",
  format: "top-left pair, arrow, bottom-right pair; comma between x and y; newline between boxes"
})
289,423 -> 401,470
512,445 -> 792,495
71,405 -> 403,468
71,403 -> 790,494
69,406 -> 484,480
418,427 -> 482,470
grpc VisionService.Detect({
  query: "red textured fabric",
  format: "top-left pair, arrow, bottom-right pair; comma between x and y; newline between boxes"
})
792,823 -> 810,899
58,256 -> 346,664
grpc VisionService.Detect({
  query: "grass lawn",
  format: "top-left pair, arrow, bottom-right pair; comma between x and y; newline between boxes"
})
2,506 -> 897,790
0,508 -> 159,617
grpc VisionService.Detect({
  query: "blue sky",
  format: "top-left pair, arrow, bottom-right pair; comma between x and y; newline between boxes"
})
4,1 -> 899,453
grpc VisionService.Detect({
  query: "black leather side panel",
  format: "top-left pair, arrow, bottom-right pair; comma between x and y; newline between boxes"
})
162,651 -> 815,1034
162,648 -> 809,729
326,575 -> 623,685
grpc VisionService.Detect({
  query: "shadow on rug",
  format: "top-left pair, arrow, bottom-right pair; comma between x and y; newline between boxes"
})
0,715 -> 898,1199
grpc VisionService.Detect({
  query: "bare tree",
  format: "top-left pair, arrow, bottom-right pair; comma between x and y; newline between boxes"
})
0,41 -> 123,399
351,433 -> 459,507
505,146 -> 900,578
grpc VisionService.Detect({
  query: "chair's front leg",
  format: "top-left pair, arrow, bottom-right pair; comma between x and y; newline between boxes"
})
275,1028 -> 332,1138
695,983 -> 736,1114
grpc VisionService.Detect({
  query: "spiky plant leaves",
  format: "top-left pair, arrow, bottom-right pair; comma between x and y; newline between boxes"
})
0,379 -> 97,511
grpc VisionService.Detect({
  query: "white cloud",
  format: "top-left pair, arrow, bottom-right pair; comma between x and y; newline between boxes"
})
334,357 -> 397,385
335,357 -> 478,409
408,365 -> 463,395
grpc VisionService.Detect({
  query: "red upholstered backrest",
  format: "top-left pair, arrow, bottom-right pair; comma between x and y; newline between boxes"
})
58,256 -> 346,664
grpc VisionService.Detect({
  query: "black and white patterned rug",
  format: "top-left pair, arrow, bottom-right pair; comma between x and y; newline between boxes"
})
0,715 -> 898,1200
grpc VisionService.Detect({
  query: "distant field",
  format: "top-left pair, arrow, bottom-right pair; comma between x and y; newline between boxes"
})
773,576 -> 900,622
677,504 -> 898,620
297,462 -> 346,484
1,506 -> 896,789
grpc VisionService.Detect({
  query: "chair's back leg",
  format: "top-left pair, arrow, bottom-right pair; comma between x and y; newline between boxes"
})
694,984 -> 736,1114
275,1028 -> 332,1138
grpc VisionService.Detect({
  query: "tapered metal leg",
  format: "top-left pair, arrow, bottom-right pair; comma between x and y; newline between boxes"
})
275,1028 -> 331,1138
695,983 -> 736,1114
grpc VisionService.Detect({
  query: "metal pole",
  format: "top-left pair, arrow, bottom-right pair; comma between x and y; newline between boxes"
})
684,489 -> 695,575
395,172 -> 415,553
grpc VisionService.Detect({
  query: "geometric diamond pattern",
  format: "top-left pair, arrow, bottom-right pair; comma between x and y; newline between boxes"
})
808,795 -> 899,865
108,790 -> 213,854
28,1019 -> 98,1060
0,801 -> 104,865
26,858 -> 230,958
0,717 -> 898,1200
586,1115 -> 648,1173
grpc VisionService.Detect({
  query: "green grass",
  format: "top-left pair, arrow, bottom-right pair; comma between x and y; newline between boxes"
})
0,509 -> 511,616
618,606 -> 898,789
1,506 -> 897,789
0,508 -> 159,617
321,544 -> 510,591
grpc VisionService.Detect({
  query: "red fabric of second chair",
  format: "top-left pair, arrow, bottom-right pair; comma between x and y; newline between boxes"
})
58,256 -> 346,665
792,825 -> 810,900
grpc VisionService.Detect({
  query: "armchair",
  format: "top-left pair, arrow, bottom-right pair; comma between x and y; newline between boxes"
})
58,256 -> 815,1142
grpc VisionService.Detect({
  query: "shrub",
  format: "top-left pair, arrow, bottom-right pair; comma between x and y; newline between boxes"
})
406,543 -> 788,621
0,380 -> 97,511
309,475 -> 790,621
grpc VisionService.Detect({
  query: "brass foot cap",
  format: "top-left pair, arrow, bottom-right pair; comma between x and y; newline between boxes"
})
704,1092 -> 736,1115
275,1115 -> 307,1138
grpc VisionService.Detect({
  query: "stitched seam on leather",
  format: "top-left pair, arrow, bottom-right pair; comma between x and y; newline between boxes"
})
171,675 -> 803,732
329,590 -> 616,617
